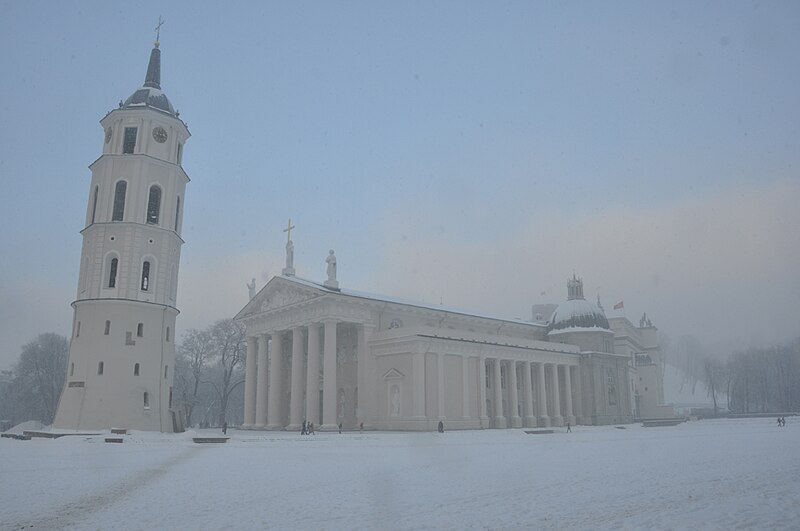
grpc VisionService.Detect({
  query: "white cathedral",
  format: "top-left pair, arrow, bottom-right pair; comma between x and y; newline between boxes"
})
53,38 -> 672,433
235,255 -> 674,431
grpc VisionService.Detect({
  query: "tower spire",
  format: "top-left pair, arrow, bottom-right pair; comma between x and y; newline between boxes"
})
144,17 -> 164,89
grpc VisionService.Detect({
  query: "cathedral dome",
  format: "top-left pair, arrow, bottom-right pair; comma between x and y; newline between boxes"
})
548,275 -> 610,331
122,44 -> 176,115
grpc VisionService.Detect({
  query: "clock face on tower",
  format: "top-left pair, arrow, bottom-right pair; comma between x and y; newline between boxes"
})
152,126 -> 168,143
105,127 -> 112,144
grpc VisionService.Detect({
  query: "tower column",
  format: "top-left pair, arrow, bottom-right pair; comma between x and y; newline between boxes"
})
523,361 -> 536,427
305,323 -> 321,425
287,326 -> 305,431
267,331 -> 284,430
508,361 -> 521,428
254,333 -> 269,428
320,320 -> 338,431
537,362 -> 550,427
243,336 -> 258,427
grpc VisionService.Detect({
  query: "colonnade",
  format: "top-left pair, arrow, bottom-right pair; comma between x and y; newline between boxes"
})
481,359 -> 581,428
242,320 -> 370,431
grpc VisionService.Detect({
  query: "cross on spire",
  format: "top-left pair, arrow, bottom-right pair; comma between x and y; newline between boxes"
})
283,218 -> 295,243
154,16 -> 165,47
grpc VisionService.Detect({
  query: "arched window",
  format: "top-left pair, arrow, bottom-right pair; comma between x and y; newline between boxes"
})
137,323 -> 144,337
112,181 -> 127,221
174,196 -> 181,231
141,261 -> 150,291
134,363 -> 140,376
143,391 -> 150,408
104,320 -> 111,335
97,361 -> 104,375
91,185 -> 99,224
123,127 -> 137,154
108,257 -> 118,288
146,185 -> 161,225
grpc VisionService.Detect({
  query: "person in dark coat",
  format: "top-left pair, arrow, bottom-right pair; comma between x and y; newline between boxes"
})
338,423 -> 343,434
222,422 -> 228,435
301,420 -> 307,435
437,420 -> 444,433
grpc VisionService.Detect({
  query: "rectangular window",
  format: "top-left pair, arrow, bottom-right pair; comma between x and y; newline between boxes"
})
126,331 -> 136,346
166,326 -> 171,342
164,365 -> 168,379
122,127 -> 137,154
177,143 -> 183,164
75,321 -> 81,337
104,320 -> 111,335
98,361 -> 104,375
137,323 -> 144,337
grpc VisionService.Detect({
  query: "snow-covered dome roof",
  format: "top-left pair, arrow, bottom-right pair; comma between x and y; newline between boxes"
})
122,44 -> 176,116
547,274 -> 610,332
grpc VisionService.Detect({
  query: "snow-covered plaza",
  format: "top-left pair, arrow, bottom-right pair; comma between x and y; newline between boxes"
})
2,418 -> 798,530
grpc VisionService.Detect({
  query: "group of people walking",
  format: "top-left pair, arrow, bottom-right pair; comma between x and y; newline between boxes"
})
300,420 -> 316,435
777,417 -> 787,427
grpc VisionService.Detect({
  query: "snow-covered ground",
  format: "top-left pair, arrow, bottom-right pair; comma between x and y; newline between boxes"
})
2,418 -> 798,530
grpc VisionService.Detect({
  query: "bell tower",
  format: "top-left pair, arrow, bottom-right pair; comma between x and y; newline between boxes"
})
54,35 -> 190,432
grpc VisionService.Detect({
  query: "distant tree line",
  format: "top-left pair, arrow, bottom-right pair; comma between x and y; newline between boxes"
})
683,337 -> 800,416
0,333 -> 68,427
724,338 -> 800,414
173,318 -> 246,428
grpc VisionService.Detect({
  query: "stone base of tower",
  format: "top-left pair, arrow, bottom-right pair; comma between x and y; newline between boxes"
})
54,299 -> 178,433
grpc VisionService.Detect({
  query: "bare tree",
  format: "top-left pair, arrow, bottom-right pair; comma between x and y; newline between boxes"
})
1,333 -> 68,425
206,319 -> 246,426
175,328 -> 214,427
702,357 -> 725,416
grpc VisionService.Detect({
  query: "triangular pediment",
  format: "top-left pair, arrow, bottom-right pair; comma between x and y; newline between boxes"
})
234,276 -> 324,320
382,368 -> 405,380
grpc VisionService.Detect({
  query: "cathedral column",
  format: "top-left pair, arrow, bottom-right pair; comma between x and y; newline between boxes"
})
573,365 -> 584,424
478,357 -> 488,427
437,353 -> 446,420
462,356 -> 471,420
411,350 -> 426,421
305,323 -> 321,425
357,323 -> 376,428
537,362 -> 549,427
522,361 -> 536,428
564,364 -> 575,426
287,326 -> 305,430
551,364 -> 563,427
508,361 -> 521,428
254,333 -> 269,428
267,331 -> 284,430
320,319 -> 338,431
493,358 -> 506,428
243,336 -> 257,427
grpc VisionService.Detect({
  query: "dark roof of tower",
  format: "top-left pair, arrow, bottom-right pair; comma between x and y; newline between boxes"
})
122,44 -> 176,115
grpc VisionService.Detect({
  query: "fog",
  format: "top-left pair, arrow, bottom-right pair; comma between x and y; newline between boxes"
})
1,2 -> 799,369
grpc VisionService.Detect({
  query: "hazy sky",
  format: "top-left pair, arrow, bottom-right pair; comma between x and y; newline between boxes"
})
1,1 -> 798,369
